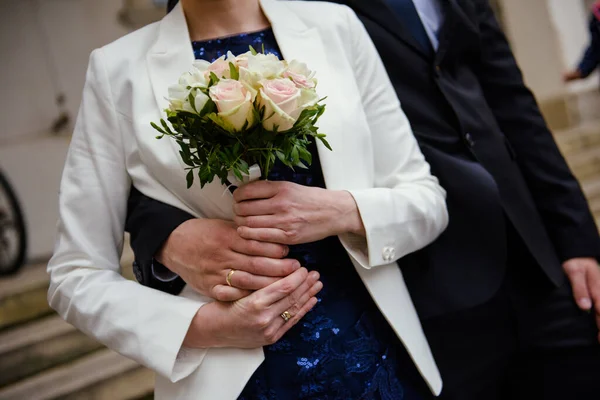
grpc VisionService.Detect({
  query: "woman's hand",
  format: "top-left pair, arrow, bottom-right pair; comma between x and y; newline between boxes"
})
184,267 -> 323,349
232,181 -> 365,245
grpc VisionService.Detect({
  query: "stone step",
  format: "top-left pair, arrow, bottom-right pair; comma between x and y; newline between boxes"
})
0,315 -> 103,388
582,178 -> 600,215
0,237 -> 135,333
0,349 -> 151,400
554,122 -> 600,158
61,366 -> 154,400
0,263 -> 51,332
564,146 -> 600,183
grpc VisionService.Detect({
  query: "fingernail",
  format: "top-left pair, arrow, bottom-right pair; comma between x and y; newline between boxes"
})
579,298 -> 592,310
284,247 -> 290,257
309,271 -> 320,280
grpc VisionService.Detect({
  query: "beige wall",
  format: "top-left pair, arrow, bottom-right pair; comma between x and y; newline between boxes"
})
0,0 -> 129,260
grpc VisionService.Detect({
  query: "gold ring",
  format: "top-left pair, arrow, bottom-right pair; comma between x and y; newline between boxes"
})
280,311 -> 292,322
226,269 -> 236,287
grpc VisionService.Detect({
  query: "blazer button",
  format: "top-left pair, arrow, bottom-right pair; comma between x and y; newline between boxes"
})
465,133 -> 476,147
382,247 -> 396,262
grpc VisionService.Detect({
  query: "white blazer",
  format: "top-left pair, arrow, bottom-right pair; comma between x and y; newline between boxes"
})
47,1 -> 448,398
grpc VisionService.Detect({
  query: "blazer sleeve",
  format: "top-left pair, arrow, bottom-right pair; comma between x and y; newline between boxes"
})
340,8 -> 449,268
578,16 -> 600,77
47,49 -> 209,382
472,0 -> 600,261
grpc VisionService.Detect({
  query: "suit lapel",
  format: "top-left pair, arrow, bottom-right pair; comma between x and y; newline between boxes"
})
435,0 -> 479,65
348,0 -> 432,61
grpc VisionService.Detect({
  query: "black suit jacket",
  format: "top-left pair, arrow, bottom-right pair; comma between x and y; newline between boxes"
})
126,0 -> 600,319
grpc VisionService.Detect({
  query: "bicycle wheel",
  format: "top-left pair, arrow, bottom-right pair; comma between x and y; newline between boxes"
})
0,170 -> 27,275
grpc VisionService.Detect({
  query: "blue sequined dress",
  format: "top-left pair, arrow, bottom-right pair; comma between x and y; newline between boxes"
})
193,29 -> 424,400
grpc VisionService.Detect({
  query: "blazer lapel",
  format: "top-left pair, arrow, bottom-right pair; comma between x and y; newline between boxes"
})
146,3 -> 195,115
260,0 -> 348,191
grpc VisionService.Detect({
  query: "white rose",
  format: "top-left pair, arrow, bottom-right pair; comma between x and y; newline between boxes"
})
226,51 -> 252,69
283,60 -> 317,89
209,79 -> 255,131
259,78 -> 319,131
184,60 -> 211,88
239,53 -> 285,89
167,85 -> 209,114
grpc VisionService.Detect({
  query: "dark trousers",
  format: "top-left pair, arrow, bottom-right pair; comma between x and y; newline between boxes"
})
413,224 -> 600,399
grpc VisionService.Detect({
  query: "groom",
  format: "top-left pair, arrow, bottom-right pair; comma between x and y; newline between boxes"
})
126,0 -> 600,398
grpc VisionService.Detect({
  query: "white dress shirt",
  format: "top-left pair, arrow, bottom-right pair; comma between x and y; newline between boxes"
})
412,0 -> 445,50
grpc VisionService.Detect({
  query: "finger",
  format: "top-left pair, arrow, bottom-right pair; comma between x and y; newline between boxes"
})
274,296 -> 319,340
233,199 -> 275,217
273,271 -> 321,317
233,181 -> 279,203
587,267 -> 600,315
269,280 -> 323,335
238,226 -> 293,245
211,285 -> 252,302
231,238 -> 289,259
236,255 -> 300,277
565,264 -> 592,310
256,267 -> 308,305
235,215 -> 282,230
228,269 -> 280,290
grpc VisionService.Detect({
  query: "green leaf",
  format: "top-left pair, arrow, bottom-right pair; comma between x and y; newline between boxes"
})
229,62 -> 239,80
249,45 -> 258,56
151,122 -> 166,134
276,150 -> 286,163
319,137 -> 333,151
160,119 -> 174,135
210,72 -> 220,86
297,146 -> 312,165
291,146 -> 299,163
188,92 -> 196,112
239,159 -> 250,174
233,168 -> 243,181
186,170 -> 194,188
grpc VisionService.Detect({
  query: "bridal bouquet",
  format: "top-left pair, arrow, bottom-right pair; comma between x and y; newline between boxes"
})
152,47 -> 330,189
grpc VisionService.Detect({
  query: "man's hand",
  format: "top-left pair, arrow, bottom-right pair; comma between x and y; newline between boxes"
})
563,257 -> 600,340
156,219 -> 301,302
563,70 -> 583,82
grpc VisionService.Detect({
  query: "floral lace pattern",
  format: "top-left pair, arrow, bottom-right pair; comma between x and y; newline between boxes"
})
193,29 -> 422,400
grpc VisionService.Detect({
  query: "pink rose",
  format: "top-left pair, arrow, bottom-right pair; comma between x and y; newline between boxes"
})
207,56 -> 231,79
283,60 -> 317,89
209,79 -> 255,132
259,78 -> 318,131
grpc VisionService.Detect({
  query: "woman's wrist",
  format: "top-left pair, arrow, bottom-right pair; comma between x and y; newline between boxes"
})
183,302 -> 225,349
328,190 -> 366,237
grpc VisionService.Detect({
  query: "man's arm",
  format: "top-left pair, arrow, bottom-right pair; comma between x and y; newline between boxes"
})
125,186 -> 192,294
578,16 -> 600,78
472,0 -> 600,262
125,186 -> 299,300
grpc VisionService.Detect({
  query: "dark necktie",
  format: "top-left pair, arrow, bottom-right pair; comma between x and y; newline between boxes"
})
385,0 -> 435,56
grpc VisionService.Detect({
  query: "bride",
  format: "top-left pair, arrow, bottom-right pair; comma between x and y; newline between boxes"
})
47,0 -> 448,398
